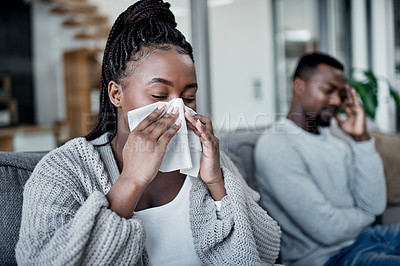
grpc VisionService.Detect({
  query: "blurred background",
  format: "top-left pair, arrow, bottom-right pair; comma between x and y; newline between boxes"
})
0,0 -> 399,152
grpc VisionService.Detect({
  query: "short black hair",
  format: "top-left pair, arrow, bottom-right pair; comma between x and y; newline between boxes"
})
293,52 -> 344,81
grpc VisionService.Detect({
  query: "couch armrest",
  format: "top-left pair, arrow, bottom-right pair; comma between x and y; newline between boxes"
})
0,151 -> 47,265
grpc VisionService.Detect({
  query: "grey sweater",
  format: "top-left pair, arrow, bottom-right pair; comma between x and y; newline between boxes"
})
254,118 -> 386,266
16,133 -> 281,265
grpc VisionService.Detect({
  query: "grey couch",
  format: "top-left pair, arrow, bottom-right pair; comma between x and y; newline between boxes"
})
1,130 -> 399,265
0,151 -> 48,265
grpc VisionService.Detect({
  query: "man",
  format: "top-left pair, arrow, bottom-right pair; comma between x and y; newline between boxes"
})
255,52 -> 400,266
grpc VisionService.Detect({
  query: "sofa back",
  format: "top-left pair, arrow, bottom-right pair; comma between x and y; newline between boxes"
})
218,129 -> 265,190
370,131 -> 400,204
0,151 -> 47,265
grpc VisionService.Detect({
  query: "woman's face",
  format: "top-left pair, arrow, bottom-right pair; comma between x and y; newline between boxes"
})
109,46 -> 197,130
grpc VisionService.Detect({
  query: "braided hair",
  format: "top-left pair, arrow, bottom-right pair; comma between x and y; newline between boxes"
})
86,0 -> 194,141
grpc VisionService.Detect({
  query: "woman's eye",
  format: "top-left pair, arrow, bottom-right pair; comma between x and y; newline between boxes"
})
151,95 -> 168,99
183,97 -> 195,103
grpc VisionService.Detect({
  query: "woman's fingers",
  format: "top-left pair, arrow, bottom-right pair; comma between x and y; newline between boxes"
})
184,110 -> 223,193
194,116 -> 219,154
186,120 -> 200,136
195,118 -> 207,138
184,110 -> 215,136
184,110 -> 201,135
145,106 -> 179,137
135,103 -> 166,131
193,114 -> 214,134
157,119 -> 182,148
185,110 -> 213,142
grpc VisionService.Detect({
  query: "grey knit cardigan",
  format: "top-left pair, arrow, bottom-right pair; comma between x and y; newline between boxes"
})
15,136 -> 281,265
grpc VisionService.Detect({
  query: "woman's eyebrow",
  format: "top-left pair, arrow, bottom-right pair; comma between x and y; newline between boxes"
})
184,83 -> 198,90
146,78 -> 198,91
146,77 -> 173,87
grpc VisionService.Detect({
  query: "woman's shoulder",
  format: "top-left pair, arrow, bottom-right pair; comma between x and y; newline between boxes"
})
39,137 -> 97,167
29,136 -> 108,191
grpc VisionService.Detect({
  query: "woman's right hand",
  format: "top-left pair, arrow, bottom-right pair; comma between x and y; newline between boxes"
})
122,104 -> 181,186
107,104 -> 181,218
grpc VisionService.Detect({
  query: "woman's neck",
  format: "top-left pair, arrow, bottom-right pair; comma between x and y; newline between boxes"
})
110,132 -> 127,173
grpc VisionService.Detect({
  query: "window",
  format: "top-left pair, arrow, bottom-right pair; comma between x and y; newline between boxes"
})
272,0 -> 351,115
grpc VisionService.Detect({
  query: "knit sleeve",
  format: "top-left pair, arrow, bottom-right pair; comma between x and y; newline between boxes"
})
190,152 -> 281,265
15,143 -> 147,265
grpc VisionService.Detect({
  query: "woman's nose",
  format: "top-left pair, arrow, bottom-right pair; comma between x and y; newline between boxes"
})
168,95 -> 181,101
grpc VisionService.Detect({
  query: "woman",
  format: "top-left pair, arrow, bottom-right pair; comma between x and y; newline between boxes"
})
16,0 -> 281,265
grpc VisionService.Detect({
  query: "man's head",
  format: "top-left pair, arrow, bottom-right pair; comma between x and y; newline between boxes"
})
291,52 -> 347,127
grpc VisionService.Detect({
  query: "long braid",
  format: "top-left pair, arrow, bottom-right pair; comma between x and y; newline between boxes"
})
86,0 -> 193,141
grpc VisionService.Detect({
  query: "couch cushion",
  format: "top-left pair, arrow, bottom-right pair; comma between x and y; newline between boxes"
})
0,151 -> 47,265
218,129 -> 264,190
370,131 -> 400,204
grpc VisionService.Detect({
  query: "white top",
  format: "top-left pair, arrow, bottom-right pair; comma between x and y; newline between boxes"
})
135,176 -> 203,266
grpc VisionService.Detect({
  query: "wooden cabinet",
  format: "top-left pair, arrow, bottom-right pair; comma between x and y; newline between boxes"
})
63,48 -> 102,138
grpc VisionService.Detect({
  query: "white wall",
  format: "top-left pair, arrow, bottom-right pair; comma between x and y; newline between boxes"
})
209,0 -> 275,132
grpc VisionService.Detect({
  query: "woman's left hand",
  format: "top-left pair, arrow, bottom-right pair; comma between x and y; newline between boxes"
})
185,111 -> 226,200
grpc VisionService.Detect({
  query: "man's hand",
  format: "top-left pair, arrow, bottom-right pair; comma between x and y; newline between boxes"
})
335,87 -> 370,141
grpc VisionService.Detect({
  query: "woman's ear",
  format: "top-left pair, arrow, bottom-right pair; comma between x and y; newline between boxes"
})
108,81 -> 122,108
293,77 -> 305,97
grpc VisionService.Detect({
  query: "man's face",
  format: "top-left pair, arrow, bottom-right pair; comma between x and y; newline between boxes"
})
300,64 -> 347,127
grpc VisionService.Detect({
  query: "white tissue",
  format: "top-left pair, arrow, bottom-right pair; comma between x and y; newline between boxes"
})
127,98 -> 202,177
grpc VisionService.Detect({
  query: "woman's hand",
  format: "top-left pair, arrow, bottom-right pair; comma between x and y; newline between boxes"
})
107,104 -> 181,217
335,87 -> 370,141
122,104 -> 181,185
185,111 -> 226,200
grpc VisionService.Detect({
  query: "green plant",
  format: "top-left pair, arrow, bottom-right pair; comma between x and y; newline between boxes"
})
348,69 -> 400,119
